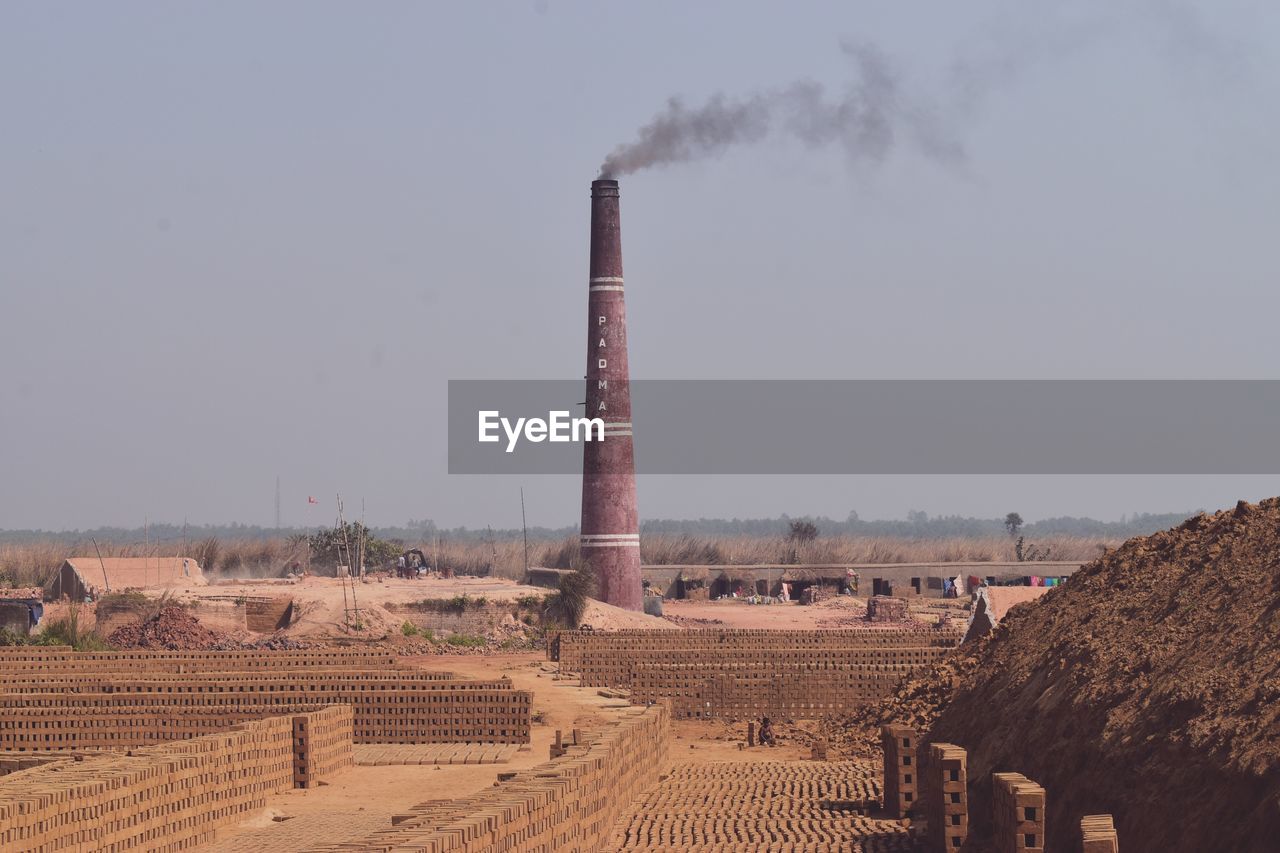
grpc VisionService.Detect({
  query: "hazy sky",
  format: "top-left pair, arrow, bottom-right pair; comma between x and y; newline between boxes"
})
3,1 -> 1278,531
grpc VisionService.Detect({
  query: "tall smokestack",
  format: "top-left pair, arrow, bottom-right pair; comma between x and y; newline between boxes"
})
581,178 -> 642,611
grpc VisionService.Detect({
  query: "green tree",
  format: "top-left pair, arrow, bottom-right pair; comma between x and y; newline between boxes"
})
1004,512 -> 1024,538
308,522 -> 399,570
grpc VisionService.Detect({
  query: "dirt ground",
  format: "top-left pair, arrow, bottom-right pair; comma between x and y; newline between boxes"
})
176,574 -> 671,639
97,575 -> 960,647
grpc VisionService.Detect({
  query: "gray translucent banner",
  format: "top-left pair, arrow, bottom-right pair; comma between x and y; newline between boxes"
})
448,380 -> 1280,474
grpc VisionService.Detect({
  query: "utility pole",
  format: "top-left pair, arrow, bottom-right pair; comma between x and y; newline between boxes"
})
275,476 -> 281,530
520,487 -> 529,577
336,495 -> 360,628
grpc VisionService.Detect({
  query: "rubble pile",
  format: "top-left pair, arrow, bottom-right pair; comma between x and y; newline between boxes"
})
106,606 -> 233,650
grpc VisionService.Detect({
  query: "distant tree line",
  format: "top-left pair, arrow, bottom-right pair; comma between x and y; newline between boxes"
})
0,510 -> 1199,545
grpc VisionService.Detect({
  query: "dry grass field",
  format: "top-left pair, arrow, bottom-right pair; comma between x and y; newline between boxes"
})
0,532 -> 1115,589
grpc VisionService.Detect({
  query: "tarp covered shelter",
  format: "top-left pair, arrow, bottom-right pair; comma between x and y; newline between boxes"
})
46,557 -> 205,601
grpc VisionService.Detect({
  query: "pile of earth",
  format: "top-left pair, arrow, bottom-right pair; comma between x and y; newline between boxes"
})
818,639 -> 988,757
921,499 -> 1280,853
107,605 -> 236,650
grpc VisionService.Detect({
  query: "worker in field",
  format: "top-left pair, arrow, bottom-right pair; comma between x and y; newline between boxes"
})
759,716 -> 775,746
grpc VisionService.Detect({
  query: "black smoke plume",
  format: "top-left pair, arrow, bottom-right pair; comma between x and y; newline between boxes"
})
598,42 -> 960,178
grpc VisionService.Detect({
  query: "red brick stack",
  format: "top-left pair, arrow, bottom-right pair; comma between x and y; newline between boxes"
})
293,705 -> 354,789
1081,814 -> 1119,852
881,724 -> 919,818
925,743 -> 968,851
993,771 -> 1046,853
0,708 -> 352,852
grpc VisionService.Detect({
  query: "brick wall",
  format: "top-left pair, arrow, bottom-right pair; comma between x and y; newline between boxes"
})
0,708 -> 352,852
245,596 -> 294,631
303,703 -> 670,852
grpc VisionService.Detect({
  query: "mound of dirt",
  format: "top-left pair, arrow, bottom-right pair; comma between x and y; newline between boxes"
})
578,598 -> 675,631
107,605 -> 234,650
924,499 -> 1280,853
819,640 -> 988,757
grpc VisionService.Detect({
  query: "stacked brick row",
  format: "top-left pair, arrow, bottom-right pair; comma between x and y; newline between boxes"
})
552,628 -> 959,720
632,663 -> 921,719
604,758 -> 919,851
304,703 -> 671,852
0,708 -> 351,852
293,705 -> 355,788
993,772 -> 1046,853
925,743 -> 968,851
0,753 -> 71,777
0,686 -> 530,748
1081,814 -> 1119,852
0,650 -> 530,747
0,647 -> 398,670
881,724 -> 919,819
552,628 -> 961,669
0,671 -> 462,694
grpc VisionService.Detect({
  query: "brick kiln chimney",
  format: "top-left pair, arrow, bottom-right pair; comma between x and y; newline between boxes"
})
580,178 -> 642,611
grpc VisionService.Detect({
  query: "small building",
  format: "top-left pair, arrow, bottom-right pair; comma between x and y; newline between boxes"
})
964,586 -> 1052,642
641,564 -> 859,600
0,588 -> 44,635
45,557 -> 205,601
710,568 -> 761,599
675,568 -> 711,600
778,567 -> 852,599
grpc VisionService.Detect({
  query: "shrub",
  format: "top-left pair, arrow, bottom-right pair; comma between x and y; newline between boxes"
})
400,620 -> 419,637
39,606 -> 111,651
414,595 -> 490,613
445,633 -> 487,648
96,591 -> 150,608
0,627 -> 29,646
545,568 -> 595,629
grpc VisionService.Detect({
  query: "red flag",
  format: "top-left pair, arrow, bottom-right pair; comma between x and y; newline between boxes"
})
307,496 -> 318,504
